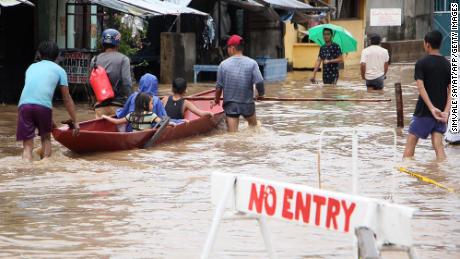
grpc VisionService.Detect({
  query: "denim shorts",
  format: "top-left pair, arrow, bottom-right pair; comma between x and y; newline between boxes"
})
408,116 -> 447,139
366,75 -> 385,89
223,102 -> 255,118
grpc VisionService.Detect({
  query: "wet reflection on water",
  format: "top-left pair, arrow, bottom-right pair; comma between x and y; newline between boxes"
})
0,65 -> 459,258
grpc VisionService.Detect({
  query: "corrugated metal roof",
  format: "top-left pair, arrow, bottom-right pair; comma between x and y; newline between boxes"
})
89,0 -> 208,17
261,0 -> 331,11
223,0 -> 265,11
163,0 -> 192,6
0,0 -> 34,7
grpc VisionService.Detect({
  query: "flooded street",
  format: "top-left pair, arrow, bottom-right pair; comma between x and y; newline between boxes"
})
0,64 -> 459,258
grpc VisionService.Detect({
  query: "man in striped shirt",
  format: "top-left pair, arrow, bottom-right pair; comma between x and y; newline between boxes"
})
211,35 -> 265,132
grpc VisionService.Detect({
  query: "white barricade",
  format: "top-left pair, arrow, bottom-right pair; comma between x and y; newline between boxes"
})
317,127 -> 397,193
201,172 -> 415,259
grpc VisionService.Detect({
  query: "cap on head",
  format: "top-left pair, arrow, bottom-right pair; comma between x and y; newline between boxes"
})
102,28 -> 121,46
227,35 -> 243,47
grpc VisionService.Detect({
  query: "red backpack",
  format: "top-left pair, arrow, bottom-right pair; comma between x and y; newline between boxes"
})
89,55 -> 114,103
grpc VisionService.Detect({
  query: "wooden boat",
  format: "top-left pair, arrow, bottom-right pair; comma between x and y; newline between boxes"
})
52,89 -> 224,153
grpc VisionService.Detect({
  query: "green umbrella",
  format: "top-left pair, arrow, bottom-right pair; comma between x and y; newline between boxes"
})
308,24 -> 357,53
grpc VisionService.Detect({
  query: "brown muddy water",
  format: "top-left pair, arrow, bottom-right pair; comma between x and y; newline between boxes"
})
0,64 -> 458,258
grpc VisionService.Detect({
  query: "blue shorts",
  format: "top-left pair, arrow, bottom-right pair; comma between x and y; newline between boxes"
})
408,116 -> 446,139
366,75 -> 385,89
223,102 -> 255,118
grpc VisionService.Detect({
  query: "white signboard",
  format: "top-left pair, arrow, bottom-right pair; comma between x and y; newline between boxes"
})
211,172 -> 415,247
370,8 -> 402,26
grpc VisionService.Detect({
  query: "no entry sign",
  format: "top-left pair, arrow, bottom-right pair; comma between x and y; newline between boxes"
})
211,172 -> 415,247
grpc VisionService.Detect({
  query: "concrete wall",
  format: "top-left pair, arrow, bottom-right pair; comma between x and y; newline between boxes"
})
160,33 -> 196,84
381,40 -> 424,63
284,23 -> 297,63
366,0 -> 433,41
245,12 -> 284,59
331,19 -> 366,65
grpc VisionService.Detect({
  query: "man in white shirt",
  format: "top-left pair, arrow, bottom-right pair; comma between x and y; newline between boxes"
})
360,34 -> 389,90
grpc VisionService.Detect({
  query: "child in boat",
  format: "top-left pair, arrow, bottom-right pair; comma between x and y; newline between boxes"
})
162,77 -> 213,124
102,92 -> 161,131
116,73 -> 166,131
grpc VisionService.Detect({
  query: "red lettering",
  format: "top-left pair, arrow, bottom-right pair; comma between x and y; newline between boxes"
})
282,188 -> 294,220
295,192 -> 311,223
313,195 -> 326,226
326,198 -> 340,230
248,183 -> 265,213
264,185 -> 276,216
341,200 -> 356,232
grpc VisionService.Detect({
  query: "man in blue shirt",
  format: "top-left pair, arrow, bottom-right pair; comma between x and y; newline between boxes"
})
17,41 -> 79,161
211,35 -> 265,132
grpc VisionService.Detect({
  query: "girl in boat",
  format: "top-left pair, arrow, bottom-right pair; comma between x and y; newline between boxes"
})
102,92 -> 161,131
162,77 -> 213,124
116,73 -> 166,131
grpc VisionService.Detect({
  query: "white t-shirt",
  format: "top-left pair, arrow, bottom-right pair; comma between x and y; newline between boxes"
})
360,45 -> 389,80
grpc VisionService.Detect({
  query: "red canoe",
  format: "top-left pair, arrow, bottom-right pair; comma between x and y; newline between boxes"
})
52,89 -> 224,153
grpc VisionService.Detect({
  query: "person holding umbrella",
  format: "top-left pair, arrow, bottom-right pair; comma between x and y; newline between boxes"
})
310,28 -> 343,85
308,24 -> 357,86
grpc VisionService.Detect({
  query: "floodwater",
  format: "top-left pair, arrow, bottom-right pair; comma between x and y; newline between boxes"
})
0,64 -> 458,259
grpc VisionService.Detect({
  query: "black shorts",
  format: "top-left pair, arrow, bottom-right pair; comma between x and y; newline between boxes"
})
224,102 -> 255,118
323,72 -> 339,84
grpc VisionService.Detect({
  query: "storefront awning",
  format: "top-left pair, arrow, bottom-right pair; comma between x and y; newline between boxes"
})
0,0 -> 34,7
223,0 -> 265,12
89,0 -> 208,18
261,0 -> 331,12
163,0 -> 192,6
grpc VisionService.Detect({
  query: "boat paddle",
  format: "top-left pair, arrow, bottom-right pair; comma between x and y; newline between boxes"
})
144,116 -> 170,148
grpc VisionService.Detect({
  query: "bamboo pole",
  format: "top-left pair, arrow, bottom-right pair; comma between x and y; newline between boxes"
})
395,83 -> 404,127
177,96 -> 391,102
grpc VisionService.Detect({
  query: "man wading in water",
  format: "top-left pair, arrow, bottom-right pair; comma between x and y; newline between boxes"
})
16,41 -> 79,161
211,35 -> 265,132
403,30 -> 451,161
310,28 -> 343,86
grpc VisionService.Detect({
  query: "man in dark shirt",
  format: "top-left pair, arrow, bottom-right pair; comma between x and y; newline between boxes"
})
310,28 -> 343,85
91,28 -> 133,118
403,30 -> 451,161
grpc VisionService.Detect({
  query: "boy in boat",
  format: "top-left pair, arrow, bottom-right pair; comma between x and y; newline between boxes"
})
403,30 -> 451,161
102,92 -> 161,131
162,77 -> 213,124
16,41 -> 79,161
116,73 -> 166,131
